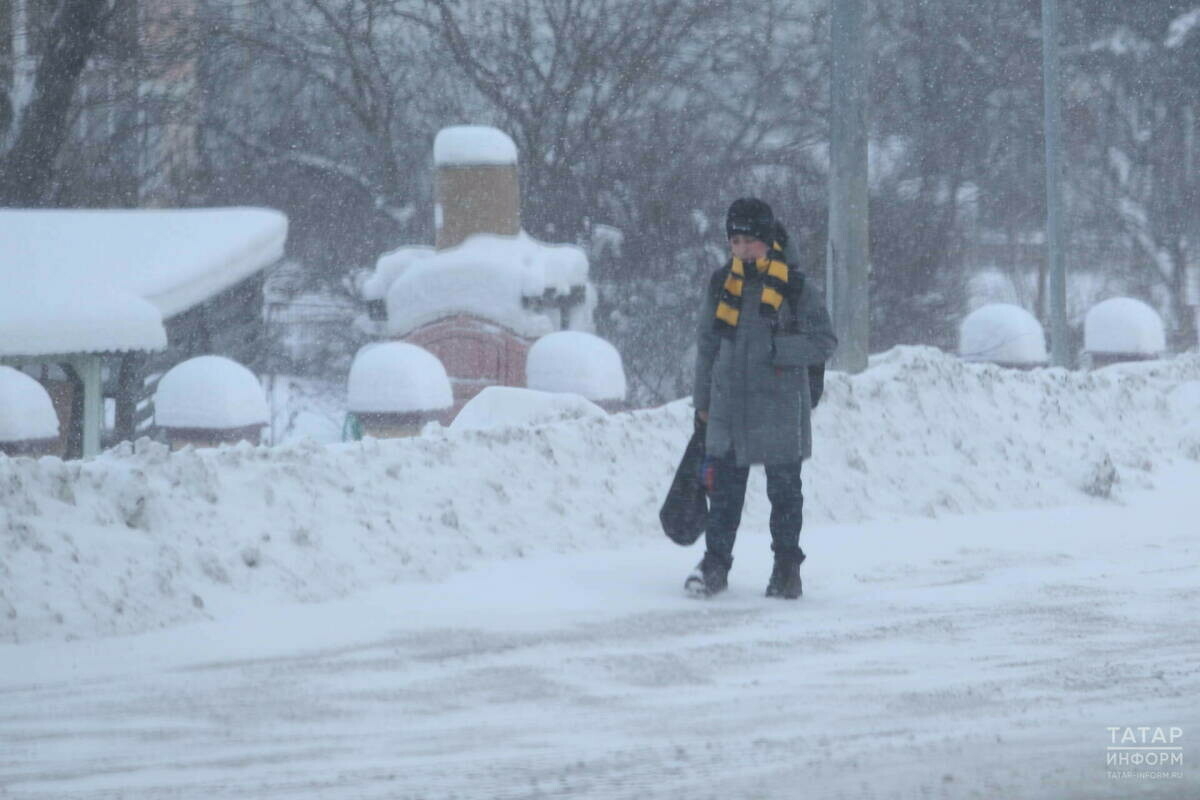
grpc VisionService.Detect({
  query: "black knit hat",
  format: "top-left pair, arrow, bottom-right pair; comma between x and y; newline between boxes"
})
725,197 -> 775,243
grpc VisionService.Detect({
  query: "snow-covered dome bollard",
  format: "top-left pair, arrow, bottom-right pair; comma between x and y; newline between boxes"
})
434,125 -> 520,250
347,342 -> 453,438
526,331 -> 627,412
958,303 -> 1048,368
1083,297 -> 1166,368
154,356 -> 269,449
0,366 -> 62,457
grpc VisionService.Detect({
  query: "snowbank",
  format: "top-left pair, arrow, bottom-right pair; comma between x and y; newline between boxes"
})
959,303 -> 1047,365
449,386 -> 606,431
1084,296 -> 1166,355
526,331 -> 626,401
0,367 -> 59,441
155,356 -> 268,429
347,342 -> 452,414
3,347 -> 1198,643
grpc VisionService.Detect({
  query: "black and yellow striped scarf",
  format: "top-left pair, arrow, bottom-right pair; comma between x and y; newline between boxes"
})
713,243 -> 789,336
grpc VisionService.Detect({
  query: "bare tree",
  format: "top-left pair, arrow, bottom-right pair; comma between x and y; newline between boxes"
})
1,0 -> 120,205
1067,1 -> 1200,347
183,0 -> 453,380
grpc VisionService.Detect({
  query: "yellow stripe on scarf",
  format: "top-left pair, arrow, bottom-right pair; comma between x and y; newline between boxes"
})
723,266 -> 744,297
714,249 -> 789,334
764,259 -> 788,283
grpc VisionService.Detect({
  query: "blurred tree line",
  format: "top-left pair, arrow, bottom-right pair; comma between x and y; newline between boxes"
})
2,0 -> 1198,403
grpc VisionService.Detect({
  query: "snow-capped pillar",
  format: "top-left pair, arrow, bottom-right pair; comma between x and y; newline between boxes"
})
434,126 -> 520,250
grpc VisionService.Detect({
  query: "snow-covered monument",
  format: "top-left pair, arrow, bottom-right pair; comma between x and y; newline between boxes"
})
1082,297 -> 1165,368
958,303 -> 1048,368
361,126 -> 600,420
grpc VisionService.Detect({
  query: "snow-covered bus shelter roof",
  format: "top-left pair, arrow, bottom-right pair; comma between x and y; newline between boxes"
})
0,207 -> 288,358
0,207 -> 287,459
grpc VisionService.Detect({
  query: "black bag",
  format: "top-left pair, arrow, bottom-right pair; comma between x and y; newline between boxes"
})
659,425 -> 708,546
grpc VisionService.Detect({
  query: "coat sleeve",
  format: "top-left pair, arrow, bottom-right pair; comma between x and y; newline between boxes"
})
792,282 -> 838,365
692,270 -> 723,412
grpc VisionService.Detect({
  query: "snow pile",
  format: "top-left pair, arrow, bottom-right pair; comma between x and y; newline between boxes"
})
0,279 -> 167,357
0,367 -> 59,441
3,346 -> 1199,643
1168,380 -> 1200,418
361,245 -> 435,302
1084,296 -> 1165,355
265,375 -> 346,445
347,342 -> 452,414
450,386 -> 606,431
959,303 -> 1047,365
155,356 -> 268,429
433,125 -> 518,166
378,232 -> 591,338
526,331 -> 626,401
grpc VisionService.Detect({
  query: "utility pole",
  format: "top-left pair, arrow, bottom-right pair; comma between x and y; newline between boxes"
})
1041,0 -> 1070,367
1187,258 -> 1200,351
827,0 -> 870,373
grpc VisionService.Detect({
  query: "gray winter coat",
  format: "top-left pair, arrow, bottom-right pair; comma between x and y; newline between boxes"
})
693,265 -> 837,466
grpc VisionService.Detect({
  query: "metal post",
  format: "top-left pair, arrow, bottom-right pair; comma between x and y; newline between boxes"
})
828,0 -> 870,373
77,355 -> 104,458
1042,0 -> 1070,367
1186,262 -> 1200,350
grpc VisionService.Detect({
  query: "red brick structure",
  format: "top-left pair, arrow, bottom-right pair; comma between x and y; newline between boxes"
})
404,315 -> 532,418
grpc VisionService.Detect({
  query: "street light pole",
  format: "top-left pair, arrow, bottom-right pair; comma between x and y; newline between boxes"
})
1042,0 -> 1070,367
828,0 -> 870,373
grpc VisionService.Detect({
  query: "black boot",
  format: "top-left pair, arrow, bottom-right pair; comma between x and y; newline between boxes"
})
684,551 -> 732,597
765,545 -> 805,599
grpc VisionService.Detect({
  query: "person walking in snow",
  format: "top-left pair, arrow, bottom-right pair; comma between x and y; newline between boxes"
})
687,197 -> 837,599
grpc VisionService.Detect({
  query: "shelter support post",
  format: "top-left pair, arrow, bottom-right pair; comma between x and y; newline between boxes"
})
74,356 -> 104,458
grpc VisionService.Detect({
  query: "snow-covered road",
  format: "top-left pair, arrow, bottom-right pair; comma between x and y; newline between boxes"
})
4,464 -> 1197,800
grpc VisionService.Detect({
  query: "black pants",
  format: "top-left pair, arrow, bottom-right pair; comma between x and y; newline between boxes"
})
705,456 -> 804,562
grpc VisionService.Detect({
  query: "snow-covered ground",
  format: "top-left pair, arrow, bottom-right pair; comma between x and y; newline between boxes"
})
3,347 -> 1199,797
